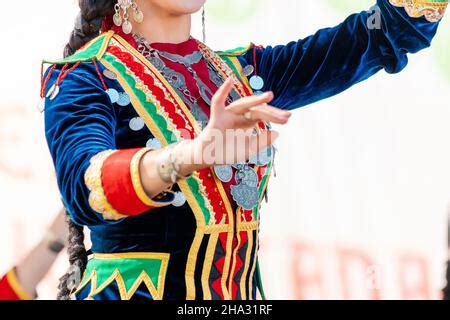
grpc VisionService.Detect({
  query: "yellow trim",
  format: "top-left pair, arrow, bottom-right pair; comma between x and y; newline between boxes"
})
216,43 -> 254,56
84,150 -> 127,221
238,221 -> 259,232
228,211 -> 242,295
204,224 -> 229,234
77,252 -> 170,300
130,148 -> 173,207
102,34 -> 244,300
112,34 -> 201,135
248,227 -> 259,300
240,231 -> 254,300
99,54 -> 208,301
389,0 -> 448,22
201,233 -> 219,300
6,269 -> 34,300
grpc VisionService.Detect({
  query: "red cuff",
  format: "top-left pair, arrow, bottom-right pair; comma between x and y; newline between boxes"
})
85,148 -> 173,220
0,269 -> 33,300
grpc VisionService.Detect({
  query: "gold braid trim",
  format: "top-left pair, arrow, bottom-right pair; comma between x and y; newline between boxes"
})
389,0 -> 448,22
84,150 -> 127,221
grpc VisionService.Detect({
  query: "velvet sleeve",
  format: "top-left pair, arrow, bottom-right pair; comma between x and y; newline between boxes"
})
243,0 -> 446,110
44,63 -> 172,226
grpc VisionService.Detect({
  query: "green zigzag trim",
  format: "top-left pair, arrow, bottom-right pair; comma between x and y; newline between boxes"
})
76,253 -> 169,300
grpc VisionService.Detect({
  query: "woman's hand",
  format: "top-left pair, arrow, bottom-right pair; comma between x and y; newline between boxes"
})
195,78 -> 291,165
140,79 -> 291,198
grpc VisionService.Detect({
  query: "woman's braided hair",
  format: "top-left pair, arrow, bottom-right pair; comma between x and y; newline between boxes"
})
57,0 -> 116,300
63,0 -> 115,58
57,213 -> 88,300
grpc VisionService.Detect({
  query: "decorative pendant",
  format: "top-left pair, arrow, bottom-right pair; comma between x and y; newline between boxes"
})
146,138 -> 162,149
106,88 -> 119,104
231,184 -> 259,210
113,13 -> 122,27
214,165 -> 233,183
46,84 -> 60,100
122,20 -> 133,34
242,65 -> 255,77
249,146 -> 273,166
129,117 -> 145,131
249,75 -> 264,90
172,191 -> 187,207
103,69 -> 117,80
117,92 -> 131,106
133,9 -> 144,24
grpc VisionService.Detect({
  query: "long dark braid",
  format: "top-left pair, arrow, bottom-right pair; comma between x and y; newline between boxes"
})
64,0 -> 115,58
57,212 -> 88,300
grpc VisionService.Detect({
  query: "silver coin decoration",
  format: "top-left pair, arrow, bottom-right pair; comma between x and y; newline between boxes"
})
113,13 -> 122,26
47,84 -> 60,100
103,69 -> 117,80
249,75 -> 264,90
172,192 -> 187,207
117,92 -> 131,106
231,184 -> 259,210
106,88 -> 119,104
239,167 -> 258,187
242,65 -> 255,77
129,117 -> 145,131
146,138 -> 162,149
122,20 -> 132,34
133,10 -> 144,24
249,146 -> 273,166
214,165 -> 233,183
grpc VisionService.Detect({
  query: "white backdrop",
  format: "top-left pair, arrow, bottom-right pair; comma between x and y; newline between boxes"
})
0,0 -> 449,299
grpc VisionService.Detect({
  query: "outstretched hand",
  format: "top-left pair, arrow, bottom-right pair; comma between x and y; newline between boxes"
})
197,78 -> 291,165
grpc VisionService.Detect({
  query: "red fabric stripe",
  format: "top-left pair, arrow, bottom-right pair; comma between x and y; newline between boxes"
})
101,148 -> 154,216
0,273 -> 20,300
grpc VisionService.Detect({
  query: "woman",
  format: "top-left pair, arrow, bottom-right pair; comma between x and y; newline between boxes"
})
42,0 -> 447,300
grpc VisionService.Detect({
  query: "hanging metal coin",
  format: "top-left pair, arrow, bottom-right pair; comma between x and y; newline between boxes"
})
106,88 -> 119,104
129,117 -> 145,131
122,20 -> 133,35
249,146 -> 273,166
46,84 -> 60,100
103,69 -> 117,80
117,92 -> 131,106
214,165 -> 233,183
172,192 -> 187,207
231,184 -> 259,210
113,12 -> 122,26
249,75 -> 264,90
240,167 -> 258,187
133,9 -> 144,24
242,65 -> 255,77
146,138 -> 162,149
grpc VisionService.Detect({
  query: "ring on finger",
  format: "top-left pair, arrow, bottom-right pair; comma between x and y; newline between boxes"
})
244,111 -> 253,120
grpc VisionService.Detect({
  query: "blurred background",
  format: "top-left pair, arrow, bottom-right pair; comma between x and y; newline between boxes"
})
0,0 -> 449,299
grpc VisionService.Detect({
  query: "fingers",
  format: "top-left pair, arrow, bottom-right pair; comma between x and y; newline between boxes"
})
248,105 -> 291,124
211,78 -> 233,114
225,91 -> 274,114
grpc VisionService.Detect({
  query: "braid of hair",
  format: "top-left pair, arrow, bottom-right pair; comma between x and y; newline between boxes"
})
64,0 -> 116,57
56,212 -> 88,300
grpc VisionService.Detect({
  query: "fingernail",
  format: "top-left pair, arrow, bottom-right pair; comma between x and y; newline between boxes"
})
263,91 -> 274,99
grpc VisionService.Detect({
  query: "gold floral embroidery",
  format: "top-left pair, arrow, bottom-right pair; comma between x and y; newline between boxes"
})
389,0 -> 448,22
84,150 -> 127,221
